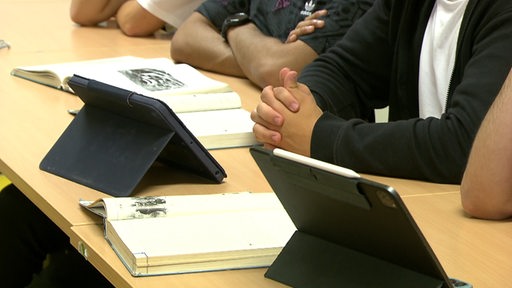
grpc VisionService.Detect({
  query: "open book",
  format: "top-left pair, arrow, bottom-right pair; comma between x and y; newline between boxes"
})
11,56 -> 230,99
12,56 -> 257,149
80,192 -> 295,276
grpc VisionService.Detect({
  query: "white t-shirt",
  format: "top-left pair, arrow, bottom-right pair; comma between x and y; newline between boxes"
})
137,0 -> 204,28
418,0 -> 469,119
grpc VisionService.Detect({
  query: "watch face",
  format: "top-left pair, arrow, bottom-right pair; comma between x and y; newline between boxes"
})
228,12 -> 250,23
221,13 -> 251,41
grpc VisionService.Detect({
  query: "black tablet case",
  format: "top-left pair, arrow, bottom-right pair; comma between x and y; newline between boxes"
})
250,147 -> 452,288
40,75 -> 226,197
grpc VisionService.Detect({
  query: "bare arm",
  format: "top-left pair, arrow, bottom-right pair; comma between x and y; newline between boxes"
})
228,24 -> 318,88
171,12 -> 245,78
172,12 -> 319,88
70,0 -> 128,26
116,1 -> 164,37
461,69 -> 512,220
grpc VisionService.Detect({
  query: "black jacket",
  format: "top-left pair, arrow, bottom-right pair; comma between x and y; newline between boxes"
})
300,0 -> 512,183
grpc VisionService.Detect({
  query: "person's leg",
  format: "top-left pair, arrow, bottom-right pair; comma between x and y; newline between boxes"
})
0,184 -> 69,287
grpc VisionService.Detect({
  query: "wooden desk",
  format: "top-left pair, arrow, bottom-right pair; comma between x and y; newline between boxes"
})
71,193 -> 512,288
1,1 -> 510,287
403,193 -> 512,287
69,224 -> 287,288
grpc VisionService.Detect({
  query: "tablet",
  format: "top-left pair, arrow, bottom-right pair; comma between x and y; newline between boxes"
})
250,147 -> 470,288
40,75 -> 226,197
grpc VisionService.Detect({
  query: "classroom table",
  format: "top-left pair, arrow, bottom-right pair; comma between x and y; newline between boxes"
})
1,1 -> 511,287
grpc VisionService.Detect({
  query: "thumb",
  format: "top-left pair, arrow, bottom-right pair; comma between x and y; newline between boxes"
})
279,67 -> 291,83
278,68 -> 301,112
282,69 -> 299,89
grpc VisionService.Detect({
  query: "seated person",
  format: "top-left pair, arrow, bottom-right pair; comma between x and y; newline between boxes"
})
0,184 -> 113,287
251,0 -> 512,184
461,69 -> 512,220
70,0 -> 203,36
171,0 -> 375,88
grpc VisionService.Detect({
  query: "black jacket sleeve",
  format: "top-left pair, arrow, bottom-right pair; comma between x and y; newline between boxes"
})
299,0 -> 512,183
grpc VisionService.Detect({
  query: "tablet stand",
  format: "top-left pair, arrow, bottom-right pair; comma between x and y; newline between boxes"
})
40,75 -> 226,197
265,230 -> 444,288
40,104 -> 174,197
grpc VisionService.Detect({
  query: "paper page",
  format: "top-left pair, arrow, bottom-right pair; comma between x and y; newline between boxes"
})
106,192 -> 295,262
177,109 -> 257,149
79,199 -> 108,218
13,57 -> 238,112
12,56 -> 139,90
80,196 -> 169,221
72,57 -> 231,96
82,192 -> 282,221
110,207 -> 294,260
156,91 -> 241,113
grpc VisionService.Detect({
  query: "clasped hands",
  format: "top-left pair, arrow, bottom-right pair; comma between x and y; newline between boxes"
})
250,67 -> 323,157
251,10 -> 326,156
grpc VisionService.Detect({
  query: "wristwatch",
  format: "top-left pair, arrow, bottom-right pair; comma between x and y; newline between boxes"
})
220,13 -> 251,43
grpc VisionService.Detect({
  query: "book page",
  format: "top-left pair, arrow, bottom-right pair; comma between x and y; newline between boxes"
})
109,206 -> 294,260
12,57 -> 240,112
74,58 -> 232,97
157,91 -> 241,113
12,56 -> 139,91
105,192 -> 296,266
81,192 -> 284,221
80,196 -> 170,221
177,109 -> 257,149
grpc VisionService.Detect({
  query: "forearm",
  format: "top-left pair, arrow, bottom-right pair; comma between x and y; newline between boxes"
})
70,0 -> 128,25
228,24 -> 318,88
171,13 -> 244,77
461,70 -> 512,220
116,1 -> 164,37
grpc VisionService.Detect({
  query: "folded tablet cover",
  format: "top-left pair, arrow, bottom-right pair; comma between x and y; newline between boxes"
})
250,147 -> 451,288
40,75 -> 226,196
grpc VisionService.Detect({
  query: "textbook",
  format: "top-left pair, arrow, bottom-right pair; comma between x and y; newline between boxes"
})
12,56 -> 229,93
12,56 -> 258,149
11,56 -> 233,113
79,192 -> 295,276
